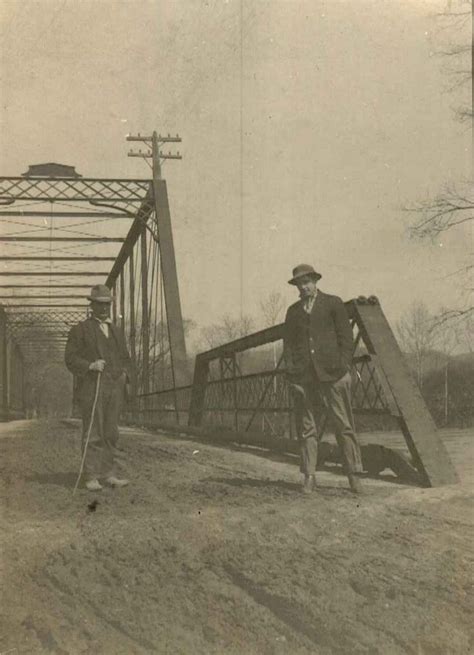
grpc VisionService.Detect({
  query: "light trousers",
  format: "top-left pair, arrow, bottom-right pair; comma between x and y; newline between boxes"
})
79,374 -> 125,481
291,370 -> 363,476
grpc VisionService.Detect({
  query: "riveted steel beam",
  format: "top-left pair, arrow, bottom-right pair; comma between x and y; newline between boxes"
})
0,284 -> 91,288
0,212 -> 131,218
0,256 -> 115,261
0,295 -> 88,299
105,186 -> 154,287
0,272 -> 108,276
0,237 -> 125,242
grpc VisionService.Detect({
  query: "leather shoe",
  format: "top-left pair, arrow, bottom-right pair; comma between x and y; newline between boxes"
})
85,479 -> 103,492
348,474 -> 363,494
302,474 -> 316,494
105,476 -> 129,488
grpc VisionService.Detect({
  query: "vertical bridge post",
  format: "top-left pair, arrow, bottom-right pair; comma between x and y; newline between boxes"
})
351,299 -> 459,487
151,155 -> 188,388
0,306 -> 8,421
140,224 -> 150,395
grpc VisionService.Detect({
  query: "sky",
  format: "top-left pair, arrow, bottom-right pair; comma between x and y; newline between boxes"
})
0,0 -> 472,333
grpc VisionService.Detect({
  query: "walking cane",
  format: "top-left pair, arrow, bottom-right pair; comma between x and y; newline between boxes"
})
73,371 -> 102,495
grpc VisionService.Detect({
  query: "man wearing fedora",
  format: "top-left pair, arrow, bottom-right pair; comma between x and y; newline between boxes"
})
65,284 -> 132,491
283,264 -> 363,494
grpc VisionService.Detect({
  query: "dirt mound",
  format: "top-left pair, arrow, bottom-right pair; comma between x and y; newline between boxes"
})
1,420 -> 473,654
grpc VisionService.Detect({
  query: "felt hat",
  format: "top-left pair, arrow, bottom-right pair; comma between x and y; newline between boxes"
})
288,264 -> 322,286
87,284 -> 113,303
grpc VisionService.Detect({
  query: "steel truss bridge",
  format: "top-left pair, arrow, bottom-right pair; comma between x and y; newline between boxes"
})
0,147 -> 458,488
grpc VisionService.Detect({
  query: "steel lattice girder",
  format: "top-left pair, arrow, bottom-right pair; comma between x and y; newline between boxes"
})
0,256 -> 116,261
0,272 -> 110,277
0,237 -> 125,242
11,335 -> 69,342
352,355 -> 390,412
204,371 -> 291,412
3,304 -> 88,308
7,323 -> 70,335
5,310 -> 86,325
0,285 -> 92,289
0,177 -> 150,204
0,295 -> 90,299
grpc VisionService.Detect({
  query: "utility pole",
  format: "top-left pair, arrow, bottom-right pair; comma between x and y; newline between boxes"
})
126,131 -> 189,390
127,131 -> 182,177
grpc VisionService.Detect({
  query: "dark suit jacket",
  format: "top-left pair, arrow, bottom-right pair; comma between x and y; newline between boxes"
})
65,318 -> 132,386
283,291 -> 353,383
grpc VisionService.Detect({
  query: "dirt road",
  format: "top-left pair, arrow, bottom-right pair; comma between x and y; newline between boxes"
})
1,419 -> 473,654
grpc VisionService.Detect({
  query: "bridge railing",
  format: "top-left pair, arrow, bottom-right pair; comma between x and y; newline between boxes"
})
124,296 -> 461,486
131,383 -> 193,428
128,323 -> 292,436
188,324 -> 295,437
129,299 -> 397,439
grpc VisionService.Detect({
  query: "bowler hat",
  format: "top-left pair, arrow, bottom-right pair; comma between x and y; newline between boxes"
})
87,284 -> 113,303
288,264 -> 322,285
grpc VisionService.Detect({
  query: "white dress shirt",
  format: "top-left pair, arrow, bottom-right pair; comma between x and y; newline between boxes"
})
94,316 -> 112,338
302,290 -> 318,314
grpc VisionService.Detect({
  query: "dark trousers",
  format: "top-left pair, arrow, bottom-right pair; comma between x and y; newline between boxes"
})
79,373 -> 125,481
291,370 -> 363,477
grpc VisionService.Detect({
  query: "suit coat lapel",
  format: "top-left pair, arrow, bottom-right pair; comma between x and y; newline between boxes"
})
296,299 -> 306,316
309,291 -> 325,322
296,292 -> 323,318
88,318 -> 106,359
109,323 -> 122,349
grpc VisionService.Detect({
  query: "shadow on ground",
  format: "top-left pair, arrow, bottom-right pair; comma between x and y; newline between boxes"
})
26,472 -> 78,489
200,476 -> 360,498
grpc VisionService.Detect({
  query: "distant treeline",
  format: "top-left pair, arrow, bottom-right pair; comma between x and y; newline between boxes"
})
420,353 -> 474,428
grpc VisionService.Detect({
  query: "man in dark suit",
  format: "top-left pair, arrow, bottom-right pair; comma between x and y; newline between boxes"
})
283,264 -> 363,494
65,285 -> 132,491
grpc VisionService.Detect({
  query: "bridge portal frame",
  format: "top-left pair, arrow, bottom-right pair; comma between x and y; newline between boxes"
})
0,163 -> 189,416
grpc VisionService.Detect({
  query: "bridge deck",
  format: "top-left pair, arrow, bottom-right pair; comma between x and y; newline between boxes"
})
1,420 -> 473,654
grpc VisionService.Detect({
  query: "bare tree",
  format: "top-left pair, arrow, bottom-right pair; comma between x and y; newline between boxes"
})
201,314 -> 255,349
408,0 -> 472,237
432,306 -> 458,355
408,183 -> 474,322
396,302 -> 438,389
406,183 -> 474,319
259,291 -> 286,377
406,0 -> 472,320
451,310 -> 474,352
432,0 -> 472,123
131,317 -> 196,390
408,183 -> 474,239
259,291 -> 285,328
431,306 -> 459,423
147,318 -> 196,365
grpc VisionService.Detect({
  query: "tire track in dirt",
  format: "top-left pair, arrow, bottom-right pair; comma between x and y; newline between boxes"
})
21,615 -> 69,655
224,563 -> 332,650
42,570 -> 155,653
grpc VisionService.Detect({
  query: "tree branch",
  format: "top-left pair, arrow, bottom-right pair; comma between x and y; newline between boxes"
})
406,184 -> 474,238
